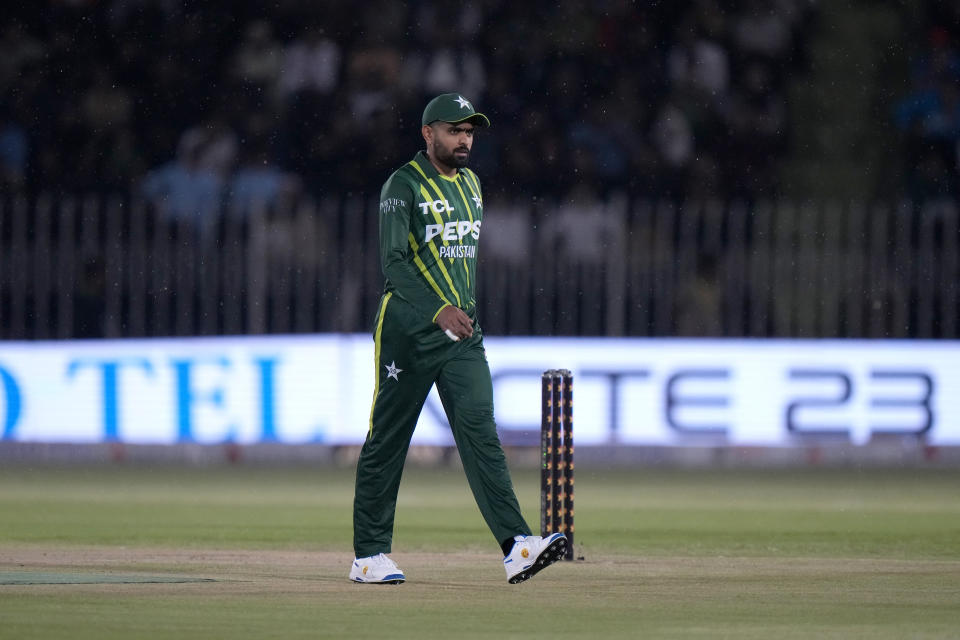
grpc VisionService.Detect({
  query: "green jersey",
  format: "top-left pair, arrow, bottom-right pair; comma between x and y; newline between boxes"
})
377,151 -> 484,322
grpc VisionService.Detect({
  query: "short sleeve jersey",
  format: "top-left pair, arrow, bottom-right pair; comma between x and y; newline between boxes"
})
377,151 -> 484,322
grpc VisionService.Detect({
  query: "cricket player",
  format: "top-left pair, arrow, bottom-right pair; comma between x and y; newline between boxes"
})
350,93 -> 567,584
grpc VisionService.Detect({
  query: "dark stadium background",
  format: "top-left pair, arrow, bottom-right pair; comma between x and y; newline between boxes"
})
1,0 -> 958,339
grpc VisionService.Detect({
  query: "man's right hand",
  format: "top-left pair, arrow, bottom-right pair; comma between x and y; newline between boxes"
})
435,305 -> 474,341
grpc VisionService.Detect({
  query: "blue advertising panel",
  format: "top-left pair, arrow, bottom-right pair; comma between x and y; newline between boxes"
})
1,337 -> 956,446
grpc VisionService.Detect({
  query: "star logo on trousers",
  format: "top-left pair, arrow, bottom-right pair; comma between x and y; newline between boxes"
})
385,361 -> 403,381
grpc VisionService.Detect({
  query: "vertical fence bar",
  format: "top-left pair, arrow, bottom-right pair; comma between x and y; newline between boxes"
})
844,201 -> 867,337
532,205 -> 555,336
0,195 -> 6,338
915,202 -> 936,337
770,200 -> 791,336
725,200 -> 747,337
891,201 -> 912,337
246,201 -> 268,334
313,196 -> 337,331
291,199 -> 314,333
9,195 -> 28,338
198,216 -> 222,336
792,199 -> 806,336
866,202 -> 890,338
76,195 -> 104,337
652,199 -> 676,335
941,203 -> 958,338
795,201 -> 819,336
604,196 -> 627,337
173,217 -> 195,336
103,196 -> 124,338
32,195 -> 52,339
482,254 -> 507,335
332,195 -> 364,332
625,199 -> 652,335
748,200 -> 772,336
514,205 -> 535,335
150,206 -> 171,336
55,197 -> 77,338
674,199 -> 700,335
577,261 -> 599,335
127,198 -> 147,336
552,204 -> 577,335
269,207 -> 293,334
221,209 -> 244,335
818,200 -> 842,337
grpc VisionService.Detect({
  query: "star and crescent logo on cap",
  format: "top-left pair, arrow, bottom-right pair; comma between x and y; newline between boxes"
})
454,95 -> 472,110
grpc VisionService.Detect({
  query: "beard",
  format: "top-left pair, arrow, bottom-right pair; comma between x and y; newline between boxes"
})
433,140 -> 470,169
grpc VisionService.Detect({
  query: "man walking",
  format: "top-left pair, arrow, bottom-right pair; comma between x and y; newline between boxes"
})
350,93 -> 567,584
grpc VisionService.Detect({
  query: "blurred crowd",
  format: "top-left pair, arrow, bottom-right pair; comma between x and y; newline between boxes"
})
0,0 -> 818,215
894,0 -> 960,203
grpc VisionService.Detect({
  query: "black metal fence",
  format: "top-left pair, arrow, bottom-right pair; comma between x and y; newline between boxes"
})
1,193 -> 957,339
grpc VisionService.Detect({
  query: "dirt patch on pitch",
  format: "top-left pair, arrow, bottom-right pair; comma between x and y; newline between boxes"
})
0,545 -> 506,594
3,545 -> 958,594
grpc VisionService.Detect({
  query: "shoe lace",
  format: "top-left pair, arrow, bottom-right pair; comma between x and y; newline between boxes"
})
373,553 -> 399,570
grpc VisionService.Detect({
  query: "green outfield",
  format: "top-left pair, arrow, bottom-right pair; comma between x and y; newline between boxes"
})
0,463 -> 958,639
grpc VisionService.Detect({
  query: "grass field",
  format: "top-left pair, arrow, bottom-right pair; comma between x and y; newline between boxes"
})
1,463 -> 958,639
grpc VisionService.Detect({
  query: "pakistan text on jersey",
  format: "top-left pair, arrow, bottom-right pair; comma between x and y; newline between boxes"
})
438,245 -> 477,259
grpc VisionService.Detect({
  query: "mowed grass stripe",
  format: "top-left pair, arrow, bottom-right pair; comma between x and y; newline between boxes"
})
1,467 -> 957,557
0,465 -> 958,639
0,555 -> 957,640
0,571 -> 215,584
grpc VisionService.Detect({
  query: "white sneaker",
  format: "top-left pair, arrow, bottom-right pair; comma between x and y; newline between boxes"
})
503,533 -> 567,584
349,553 -> 405,584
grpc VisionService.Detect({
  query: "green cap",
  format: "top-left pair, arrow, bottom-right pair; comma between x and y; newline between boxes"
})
421,93 -> 491,128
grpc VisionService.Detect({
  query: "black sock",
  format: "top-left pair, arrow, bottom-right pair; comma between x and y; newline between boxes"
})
500,537 -> 516,557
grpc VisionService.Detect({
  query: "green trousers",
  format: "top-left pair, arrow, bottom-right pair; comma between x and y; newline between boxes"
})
352,293 -> 532,557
